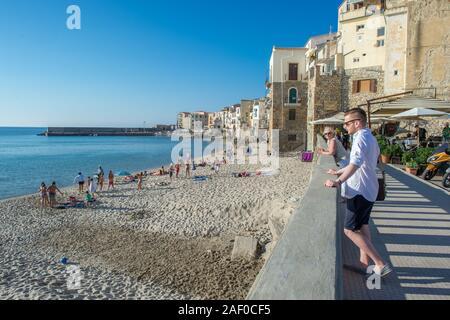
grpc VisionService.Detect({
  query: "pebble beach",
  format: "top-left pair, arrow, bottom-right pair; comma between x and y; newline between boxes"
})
0,156 -> 313,300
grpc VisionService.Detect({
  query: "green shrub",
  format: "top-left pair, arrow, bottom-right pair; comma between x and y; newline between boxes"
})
406,160 -> 418,169
402,151 -> 415,165
415,147 -> 433,165
390,144 -> 403,158
381,144 -> 402,157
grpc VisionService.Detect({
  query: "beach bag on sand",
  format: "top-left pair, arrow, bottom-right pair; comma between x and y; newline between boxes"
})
300,151 -> 314,162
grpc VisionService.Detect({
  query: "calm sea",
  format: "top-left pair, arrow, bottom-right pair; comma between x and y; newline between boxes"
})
0,127 -> 181,200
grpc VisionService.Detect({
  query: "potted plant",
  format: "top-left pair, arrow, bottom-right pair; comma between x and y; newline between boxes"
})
380,145 -> 393,164
402,151 -> 414,166
414,147 -> 434,175
405,160 -> 419,175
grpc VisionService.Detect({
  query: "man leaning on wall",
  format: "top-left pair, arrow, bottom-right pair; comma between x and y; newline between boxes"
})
324,108 -> 393,278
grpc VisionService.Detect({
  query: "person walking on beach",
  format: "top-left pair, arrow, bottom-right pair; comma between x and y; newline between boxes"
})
74,172 -> 85,193
108,170 -> 115,190
324,108 -> 392,278
97,166 -> 104,177
175,162 -> 180,179
88,176 -> 97,196
169,163 -> 174,181
185,161 -> 191,178
98,173 -> 104,191
137,172 -> 143,190
48,182 -> 63,208
38,182 -> 49,208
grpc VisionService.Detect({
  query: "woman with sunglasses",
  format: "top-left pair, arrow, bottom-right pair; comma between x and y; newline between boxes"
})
318,126 -> 349,167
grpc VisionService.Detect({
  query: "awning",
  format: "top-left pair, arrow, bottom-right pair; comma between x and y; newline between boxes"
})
371,95 -> 450,117
310,112 -> 344,125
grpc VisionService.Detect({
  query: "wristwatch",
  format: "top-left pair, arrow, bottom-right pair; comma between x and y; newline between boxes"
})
335,179 -> 343,186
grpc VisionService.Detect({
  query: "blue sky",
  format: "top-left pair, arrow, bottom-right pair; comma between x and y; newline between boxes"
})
0,0 -> 342,127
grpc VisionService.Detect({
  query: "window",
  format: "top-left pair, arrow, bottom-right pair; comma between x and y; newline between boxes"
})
358,35 -> 363,42
356,25 -> 365,32
288,63 -> 298,81
288,135 -> 297,142
289,109 -> 296,121
394,70 -> 399,76
377,27 -> 385,37
353,57 -> 360,63
376,39 -> 385,47
352,79 -> 378,94
288,88 -> 298,104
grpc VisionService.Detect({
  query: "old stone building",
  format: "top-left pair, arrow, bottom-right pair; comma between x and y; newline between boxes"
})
384,0 -> 450,101
266,47 -> 309,152
338,0 -> 388,110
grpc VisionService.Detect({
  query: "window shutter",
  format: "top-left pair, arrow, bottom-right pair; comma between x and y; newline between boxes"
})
370,79 -> 378,93
352,80 -> 359,94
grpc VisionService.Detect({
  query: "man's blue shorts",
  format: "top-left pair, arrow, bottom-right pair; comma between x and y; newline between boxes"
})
345,195 -> 374,231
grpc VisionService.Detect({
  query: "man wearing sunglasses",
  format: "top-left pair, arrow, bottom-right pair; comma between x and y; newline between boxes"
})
325,108 -> 393,278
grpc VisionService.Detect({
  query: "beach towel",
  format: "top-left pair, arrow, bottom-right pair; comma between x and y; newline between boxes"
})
193,176 -> 208,182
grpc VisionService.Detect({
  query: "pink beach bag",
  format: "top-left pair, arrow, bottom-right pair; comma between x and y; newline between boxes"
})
300,151 -> 314,162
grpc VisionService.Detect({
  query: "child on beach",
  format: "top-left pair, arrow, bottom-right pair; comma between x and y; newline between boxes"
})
85,191 -> 95,207
108,170 -> 115,190
47,182 -> 63,208
38,182 -> 49,208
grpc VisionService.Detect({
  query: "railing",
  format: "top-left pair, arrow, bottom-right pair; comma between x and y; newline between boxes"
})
247,136 -> 344,300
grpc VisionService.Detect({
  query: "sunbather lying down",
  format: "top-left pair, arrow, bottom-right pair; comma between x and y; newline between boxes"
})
232,172 -> 252,178
155,181 -> 171,186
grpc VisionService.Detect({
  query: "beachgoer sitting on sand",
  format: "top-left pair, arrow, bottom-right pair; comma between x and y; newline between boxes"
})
159,166 -> 168,176
85,191 -> 95,207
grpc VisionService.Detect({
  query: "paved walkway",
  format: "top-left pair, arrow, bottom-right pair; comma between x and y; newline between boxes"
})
343,165 -> 450,300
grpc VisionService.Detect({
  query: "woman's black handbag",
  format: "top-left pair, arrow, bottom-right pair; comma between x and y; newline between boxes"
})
377,171 -> 386,201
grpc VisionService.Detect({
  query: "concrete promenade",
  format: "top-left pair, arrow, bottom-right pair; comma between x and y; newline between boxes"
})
344,165 -> 450,300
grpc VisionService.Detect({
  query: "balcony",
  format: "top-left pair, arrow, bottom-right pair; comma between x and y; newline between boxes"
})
339,6 -> 383,22
339,7 -> 366,22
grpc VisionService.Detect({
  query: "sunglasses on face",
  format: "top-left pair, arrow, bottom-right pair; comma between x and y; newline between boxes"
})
343,118 -> 361,127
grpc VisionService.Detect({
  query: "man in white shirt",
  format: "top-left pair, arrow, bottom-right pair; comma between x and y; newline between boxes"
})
74,172 -> 85,193
325,108 -> 392,278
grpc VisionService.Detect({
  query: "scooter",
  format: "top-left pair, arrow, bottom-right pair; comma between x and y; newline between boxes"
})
422,144 -> 450,180
443,167 -> 450,188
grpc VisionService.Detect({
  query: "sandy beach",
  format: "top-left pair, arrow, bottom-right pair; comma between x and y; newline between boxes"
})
0,155 -> 313,300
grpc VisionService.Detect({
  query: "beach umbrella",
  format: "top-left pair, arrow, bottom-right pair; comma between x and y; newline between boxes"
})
390,108 -> 448,120
115,170 -> 131,177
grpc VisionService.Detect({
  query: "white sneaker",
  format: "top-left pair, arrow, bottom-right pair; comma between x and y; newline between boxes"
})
374,264 -> 393,278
